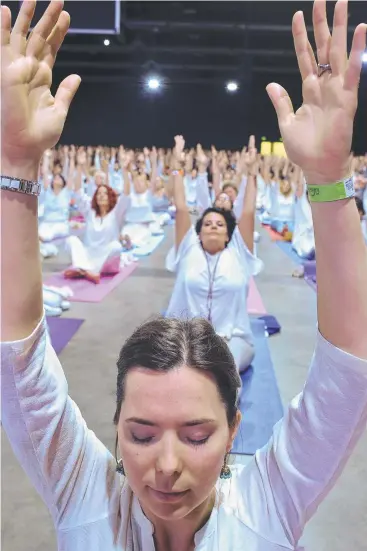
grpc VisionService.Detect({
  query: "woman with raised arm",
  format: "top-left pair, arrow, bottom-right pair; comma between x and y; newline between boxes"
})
165,134 -> 262,373
2,2 -> 367,551
62,148 -> 130,284
38,145 -> 75,242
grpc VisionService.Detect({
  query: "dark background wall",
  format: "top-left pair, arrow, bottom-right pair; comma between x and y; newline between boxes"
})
55,70 -> 366,153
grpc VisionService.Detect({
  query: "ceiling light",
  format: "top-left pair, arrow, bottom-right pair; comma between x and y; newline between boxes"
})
104,39 -> 110,46
226,81 -> 238,92
147,77 -> 161,90
362,51 -> 367,63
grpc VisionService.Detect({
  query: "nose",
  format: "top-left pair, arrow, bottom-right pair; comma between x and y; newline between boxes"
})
156,437 -> 182,477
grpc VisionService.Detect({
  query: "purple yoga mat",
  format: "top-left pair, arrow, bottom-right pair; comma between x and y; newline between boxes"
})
47,317 -> 84,355
303,260 -> 317,292
304,275 -> 317,291
303,260 -> 316,277
44,263 -> 137,303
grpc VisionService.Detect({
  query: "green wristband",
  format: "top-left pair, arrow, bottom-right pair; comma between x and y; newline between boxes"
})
307,177 -> 354,203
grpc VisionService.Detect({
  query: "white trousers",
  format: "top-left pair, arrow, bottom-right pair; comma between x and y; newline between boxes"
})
67,235 -> 121,275
39,221 -> 69,242
227,336 -> 255,373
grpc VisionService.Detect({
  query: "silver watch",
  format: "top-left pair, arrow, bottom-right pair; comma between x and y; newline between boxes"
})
0,175 -> 41,197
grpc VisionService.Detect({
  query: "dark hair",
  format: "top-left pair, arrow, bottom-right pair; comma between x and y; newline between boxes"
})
91,184 -> 117,215
214,194 -> 234,210
355,196 -> 365,215
195,207 -> 237,244
51,173 -> 66,189
114,317 -> 241,427
222,182 -> 238,196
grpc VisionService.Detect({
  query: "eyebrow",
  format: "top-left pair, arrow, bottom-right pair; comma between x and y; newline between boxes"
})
125,417 -> 216,427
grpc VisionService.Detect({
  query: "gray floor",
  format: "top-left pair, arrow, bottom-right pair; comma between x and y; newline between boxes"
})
2,225 -> 367,550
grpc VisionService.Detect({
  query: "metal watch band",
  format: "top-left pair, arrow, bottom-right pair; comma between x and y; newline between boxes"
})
307,176 -> 354,203
0,175 -> 41,197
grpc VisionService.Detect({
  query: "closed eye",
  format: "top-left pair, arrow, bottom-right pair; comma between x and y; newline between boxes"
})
187,436 -> 209,446
131,435 -> 210,446
132,434 -> 153,444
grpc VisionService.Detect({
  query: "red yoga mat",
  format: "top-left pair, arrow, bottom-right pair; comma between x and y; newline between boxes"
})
262,225 -> 285,242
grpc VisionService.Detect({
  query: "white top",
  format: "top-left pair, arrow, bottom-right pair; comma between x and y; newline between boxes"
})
42,187 -> 71,223
272,185 -> 295,222
125,189 -> 155,224
184,175 -> 198,205
77,190 -> 130,248
110,171 -> 124,194
292,189 -> 315,254
2,316 -> 367,550
165,227 -> 263,343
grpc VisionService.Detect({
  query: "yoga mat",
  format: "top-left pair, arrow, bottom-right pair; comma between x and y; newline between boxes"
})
46,317 -> 84,355
276,240 -> 305,265
262,225 -> 285,242
248,278 -> 267,315
44,263 -> 137,303
303,260 -> 317,291
303,260 -> 316,277
133,234 -> 165,257
231,318 -> 283,455
258,315 -> 281,336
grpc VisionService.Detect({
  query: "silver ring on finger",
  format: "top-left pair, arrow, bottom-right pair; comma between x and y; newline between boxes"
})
318,63 -> 332,77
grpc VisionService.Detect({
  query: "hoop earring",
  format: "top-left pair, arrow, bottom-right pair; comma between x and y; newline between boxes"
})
115,434 -> 125,476
220,453 -> 231,479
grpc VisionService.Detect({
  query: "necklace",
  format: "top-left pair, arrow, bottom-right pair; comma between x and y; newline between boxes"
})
204,251 -> 222,323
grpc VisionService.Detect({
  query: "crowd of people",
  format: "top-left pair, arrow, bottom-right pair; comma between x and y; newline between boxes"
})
37,139 -> 367,312
2,0 -> 367,550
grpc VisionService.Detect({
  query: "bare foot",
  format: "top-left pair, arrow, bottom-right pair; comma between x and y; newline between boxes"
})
64,268 -> 84,279
85,271 -> 101,284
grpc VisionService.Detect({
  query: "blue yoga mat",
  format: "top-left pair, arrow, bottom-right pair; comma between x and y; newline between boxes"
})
133,234 -> 165,257
231,318 -> 283,455
276,240 -> 304,265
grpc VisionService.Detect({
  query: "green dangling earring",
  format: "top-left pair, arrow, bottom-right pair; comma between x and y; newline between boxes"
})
220,453 -> 231,480
116,458 -> 125,476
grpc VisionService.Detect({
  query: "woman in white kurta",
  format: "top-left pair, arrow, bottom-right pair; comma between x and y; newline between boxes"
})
2,3 -> 367,551
291,175 -> 315,259
38,173 -> 72,241
166,135 -> 262,372
269,178 -> 296,237
38,150 -> 75,242
64,175 -> 130,283
122,165 -> 164,245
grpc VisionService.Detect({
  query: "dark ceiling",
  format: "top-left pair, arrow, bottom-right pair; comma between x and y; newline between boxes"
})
56,1 -> 367,84
4,1 -> 367,84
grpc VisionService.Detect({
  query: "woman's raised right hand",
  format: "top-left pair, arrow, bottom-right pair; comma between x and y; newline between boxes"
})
1,1 -> 81,166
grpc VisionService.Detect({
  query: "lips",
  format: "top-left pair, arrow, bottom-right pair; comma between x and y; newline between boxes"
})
148,487 -> 189,502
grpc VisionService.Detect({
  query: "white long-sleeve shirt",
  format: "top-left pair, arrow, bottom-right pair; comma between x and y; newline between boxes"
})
2,317 -> 367,551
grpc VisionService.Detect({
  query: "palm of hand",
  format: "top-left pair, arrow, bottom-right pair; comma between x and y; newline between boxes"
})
2,51 -> 63,160
281,77 -> 355,175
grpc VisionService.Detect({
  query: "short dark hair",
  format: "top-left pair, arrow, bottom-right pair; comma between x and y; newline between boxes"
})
114,317 -> 241,427
355,196 -> 365,215
51,173 -> 66,189
222,183 -> 238,196
195,207 -> 237,244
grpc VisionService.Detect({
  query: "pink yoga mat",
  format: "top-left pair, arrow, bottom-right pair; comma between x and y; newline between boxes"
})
262,225 -> 285,242
248,278 -> 267,315
44,263 -> 137,303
